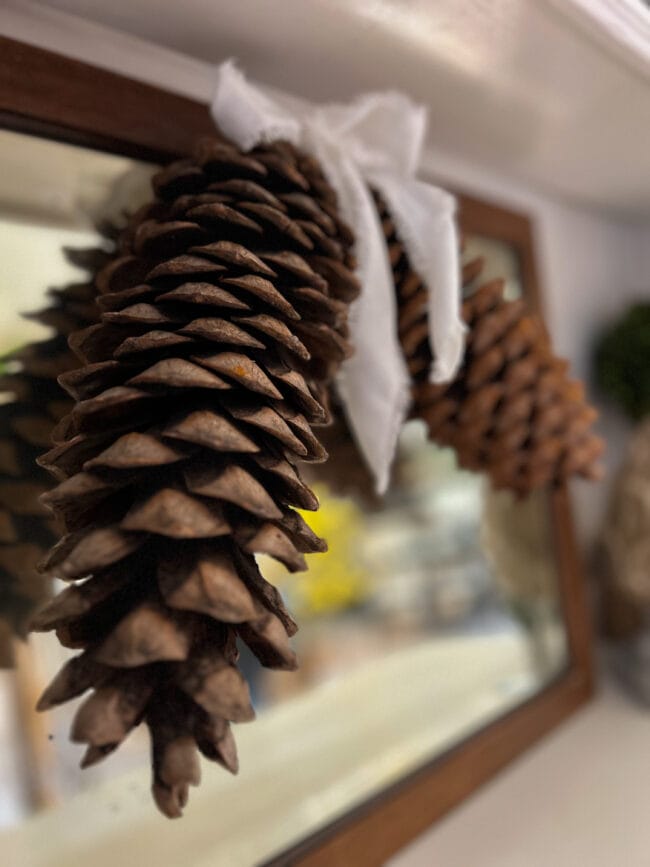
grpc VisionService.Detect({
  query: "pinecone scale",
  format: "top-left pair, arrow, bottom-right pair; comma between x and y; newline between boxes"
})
34,138 -> 358,817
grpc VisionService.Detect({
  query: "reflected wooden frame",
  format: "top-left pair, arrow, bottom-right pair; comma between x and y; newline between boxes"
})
0,36 -> 594,867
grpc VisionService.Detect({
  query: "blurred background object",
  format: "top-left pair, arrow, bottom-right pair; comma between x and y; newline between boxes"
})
595,303 -> 650,423
594,301 -> 650,702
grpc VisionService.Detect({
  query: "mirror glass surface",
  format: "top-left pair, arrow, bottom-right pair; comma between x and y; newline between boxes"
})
0,130 -> 568,866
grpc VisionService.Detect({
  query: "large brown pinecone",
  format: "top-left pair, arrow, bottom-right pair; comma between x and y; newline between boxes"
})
378,197 -> 604,497
0,239 -> 114,659
32,138 -> 359,818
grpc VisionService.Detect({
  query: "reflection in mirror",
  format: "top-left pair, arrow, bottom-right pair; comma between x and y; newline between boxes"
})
0,129 -> 568,866
462,234 -> 523,302
0,129 -> 154,822
0,130 -> 153,352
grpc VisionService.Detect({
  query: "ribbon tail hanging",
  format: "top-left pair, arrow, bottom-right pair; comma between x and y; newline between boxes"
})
368,172 -> 465,385
305,129 -> 412,495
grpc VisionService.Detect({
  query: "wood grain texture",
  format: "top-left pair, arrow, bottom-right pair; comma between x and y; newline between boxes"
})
0,36 -> 217,161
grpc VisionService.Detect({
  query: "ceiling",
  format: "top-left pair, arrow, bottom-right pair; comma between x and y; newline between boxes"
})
5,0 -> 650,216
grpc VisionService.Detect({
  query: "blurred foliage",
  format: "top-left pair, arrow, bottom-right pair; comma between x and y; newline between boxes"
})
594,303 -> 650,421
264,484 -> 373,618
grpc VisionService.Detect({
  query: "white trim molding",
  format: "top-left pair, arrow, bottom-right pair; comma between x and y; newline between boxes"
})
545,0 -> 650,79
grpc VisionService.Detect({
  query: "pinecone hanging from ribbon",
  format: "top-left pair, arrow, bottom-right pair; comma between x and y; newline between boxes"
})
32,137 -> 359,817
377,196 -> 604,496
0,238 -> 113,660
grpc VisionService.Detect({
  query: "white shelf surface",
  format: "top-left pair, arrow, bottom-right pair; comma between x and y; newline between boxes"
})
391,673 -> 650,867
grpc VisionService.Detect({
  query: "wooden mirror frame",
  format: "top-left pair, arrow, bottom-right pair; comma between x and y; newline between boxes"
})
0,36 -> 594,866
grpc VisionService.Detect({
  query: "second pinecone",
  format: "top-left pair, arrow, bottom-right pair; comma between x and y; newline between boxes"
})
378,194 -> 604,496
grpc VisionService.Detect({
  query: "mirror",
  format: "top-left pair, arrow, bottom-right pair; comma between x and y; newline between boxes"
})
0,128 -> 155,817
0,127 -> 572,866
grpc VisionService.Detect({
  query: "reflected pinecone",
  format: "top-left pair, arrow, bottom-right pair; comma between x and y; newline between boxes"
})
378,196 -> 604,496
0,239 -> 114,658
33,138 -> 359,817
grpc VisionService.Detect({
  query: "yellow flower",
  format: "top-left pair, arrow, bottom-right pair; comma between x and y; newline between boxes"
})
262,484 -> 372,618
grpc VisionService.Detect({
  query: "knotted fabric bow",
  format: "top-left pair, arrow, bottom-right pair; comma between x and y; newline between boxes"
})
211,61 -> 464,493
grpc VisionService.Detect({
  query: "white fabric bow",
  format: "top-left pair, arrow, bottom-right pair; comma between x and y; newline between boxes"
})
211,61 -> 464,493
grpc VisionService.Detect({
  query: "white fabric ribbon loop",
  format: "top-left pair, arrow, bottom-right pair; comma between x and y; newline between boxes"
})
211,61 -> 464,493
